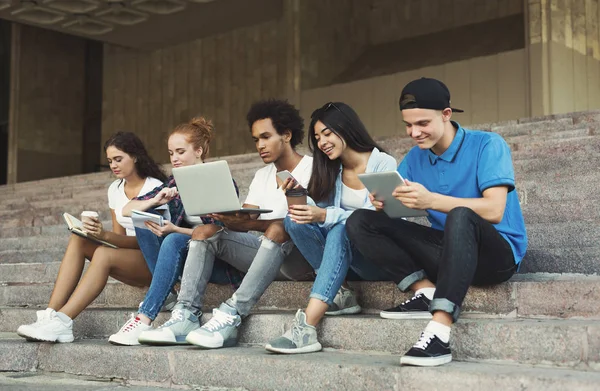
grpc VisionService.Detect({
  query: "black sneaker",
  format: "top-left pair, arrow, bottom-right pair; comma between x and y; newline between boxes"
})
400,331 -> 452,367
380,293 -> 432,319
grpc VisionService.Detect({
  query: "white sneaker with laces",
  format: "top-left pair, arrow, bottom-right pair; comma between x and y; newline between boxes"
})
138,307 -> 200,345
16,308 -> 56,340
186,303 -> 241,348
17,312 -> 74,343
108,314 -> 152,346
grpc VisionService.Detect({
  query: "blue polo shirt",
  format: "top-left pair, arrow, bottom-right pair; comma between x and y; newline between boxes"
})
398,121 -> 527,264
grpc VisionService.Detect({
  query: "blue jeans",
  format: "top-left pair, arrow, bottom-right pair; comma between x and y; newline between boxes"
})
284,216 -> 387,305
135,227 -> 230,320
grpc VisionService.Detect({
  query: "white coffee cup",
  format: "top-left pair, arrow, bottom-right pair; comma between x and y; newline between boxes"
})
80,210 -> 99,225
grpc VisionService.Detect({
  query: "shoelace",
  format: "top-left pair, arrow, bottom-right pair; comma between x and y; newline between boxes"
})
161,309 -> 184,328
120,314 -> 141,333
401,293 -> 423,306
203,309 -> 236,332
413,330 -> 435,350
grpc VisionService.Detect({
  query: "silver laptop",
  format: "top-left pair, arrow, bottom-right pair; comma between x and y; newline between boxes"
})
172,160 -> 272,216
358,171 -> 428,218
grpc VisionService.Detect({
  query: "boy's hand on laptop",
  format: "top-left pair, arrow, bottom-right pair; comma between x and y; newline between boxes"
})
368,193 -> 384,211
152,187 -> 178,207
288,205 -> 326,224
210,213 -> 251,232
145,220 -> 177,237
392,180 -> 434,210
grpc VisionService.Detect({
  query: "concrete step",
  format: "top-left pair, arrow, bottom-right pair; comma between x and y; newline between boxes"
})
516,109 -> 600,125
1,336 -> 598,391
492,118 -> 575,137
521,247 -> 600,274
0,372 -> 194,391
0,313 -> 599,370
513,153 -> 600,176
521,199 -> 600,223
1,273 -> 598,319
0,221 -> 113,240
511,136 -> 600,160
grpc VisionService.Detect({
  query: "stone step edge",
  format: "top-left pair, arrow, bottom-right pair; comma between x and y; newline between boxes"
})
1,273 -> 599,318
1,336 -> 599,391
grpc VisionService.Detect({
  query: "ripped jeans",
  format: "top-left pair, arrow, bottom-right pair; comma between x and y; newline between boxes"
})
177,228 -> 313,317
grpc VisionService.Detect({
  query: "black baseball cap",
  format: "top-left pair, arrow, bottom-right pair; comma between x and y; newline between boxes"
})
399,77 -> 464,113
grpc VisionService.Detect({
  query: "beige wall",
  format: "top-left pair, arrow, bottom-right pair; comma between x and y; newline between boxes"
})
8,24 -> 85,183
101,18 -> 292,163
528,0 -> 600,116
368,0 -> 524,45
301,50 -> 529,140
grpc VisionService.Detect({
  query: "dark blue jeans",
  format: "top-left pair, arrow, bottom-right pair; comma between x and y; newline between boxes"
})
135,227 -> 230,320
346,207 -> 517,322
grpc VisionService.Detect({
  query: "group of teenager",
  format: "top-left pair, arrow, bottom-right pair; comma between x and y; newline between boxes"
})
16,78 -> 527,367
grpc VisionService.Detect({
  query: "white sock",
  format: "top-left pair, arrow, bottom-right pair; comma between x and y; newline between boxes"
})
424,320 -> 451,343
55,312 -> 72,324
415,287 -> 436,300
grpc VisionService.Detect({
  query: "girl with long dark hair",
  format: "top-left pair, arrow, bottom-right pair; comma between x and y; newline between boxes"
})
266,102 -> 397,354
16,132 -> 167,343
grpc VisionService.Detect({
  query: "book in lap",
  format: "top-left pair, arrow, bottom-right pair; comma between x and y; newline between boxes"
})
131,209 -> 164,230
63,213 -> 118,249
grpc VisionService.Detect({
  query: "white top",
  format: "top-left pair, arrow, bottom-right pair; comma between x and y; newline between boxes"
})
244,155 -> 313,220
108,177 -> 165,236
340,182 -> 369,211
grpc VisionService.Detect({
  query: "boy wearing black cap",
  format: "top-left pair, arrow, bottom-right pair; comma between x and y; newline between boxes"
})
346,77 -> 528,367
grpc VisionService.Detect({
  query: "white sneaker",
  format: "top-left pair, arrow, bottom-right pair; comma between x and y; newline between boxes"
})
186,303 -> 241,349
16,308 -> 56,340
108,314 -> 152,346
17,312 -> 74,343
138,306 -> 200,345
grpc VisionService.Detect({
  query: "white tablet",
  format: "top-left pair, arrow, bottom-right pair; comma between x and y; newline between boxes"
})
358,171 -> 428,218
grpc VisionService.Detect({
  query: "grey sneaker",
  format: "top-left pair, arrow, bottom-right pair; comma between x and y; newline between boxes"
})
186,303 -> 241,349
265,310 -> 322,354
138,305 -> 200,345
325,286 -> 362,316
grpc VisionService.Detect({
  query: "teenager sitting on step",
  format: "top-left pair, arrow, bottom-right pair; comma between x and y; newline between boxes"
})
346,77 -> 528,367
16,132 -> 168,343
138,99 -> 318,347
265,102 -> 396,354
107,117 -> 241,346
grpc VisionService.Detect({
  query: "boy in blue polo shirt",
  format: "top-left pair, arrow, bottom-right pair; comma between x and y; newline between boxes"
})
346,77 -> 527,367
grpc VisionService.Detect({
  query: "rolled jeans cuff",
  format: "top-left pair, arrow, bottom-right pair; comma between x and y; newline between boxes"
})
309,292 -> 334,306
397,270 -> 427,292
429,298 -> 461,323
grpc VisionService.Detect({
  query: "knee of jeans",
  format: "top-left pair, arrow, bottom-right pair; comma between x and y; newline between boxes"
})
264,220 -> 288,244
346,210 -> 373,238
446,207 -> 477,226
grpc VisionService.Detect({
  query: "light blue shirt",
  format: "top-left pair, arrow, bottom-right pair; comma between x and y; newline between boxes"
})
308,147 -> 397,229
398,122 -> 528,264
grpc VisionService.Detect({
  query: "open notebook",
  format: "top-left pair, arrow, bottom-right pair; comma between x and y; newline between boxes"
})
63,213 -> 118,249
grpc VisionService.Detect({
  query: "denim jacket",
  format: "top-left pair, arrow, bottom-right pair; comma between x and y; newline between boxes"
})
308,147 -> 397,229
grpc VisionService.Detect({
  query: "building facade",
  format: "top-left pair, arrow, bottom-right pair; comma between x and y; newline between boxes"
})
1,0 -> 599,183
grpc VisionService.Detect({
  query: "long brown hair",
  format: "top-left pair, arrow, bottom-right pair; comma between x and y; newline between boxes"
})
104,131 -> 168,182
307,102 -> 385,202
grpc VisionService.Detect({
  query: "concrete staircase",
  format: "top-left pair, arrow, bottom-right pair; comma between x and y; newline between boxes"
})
1,110 -> 599,390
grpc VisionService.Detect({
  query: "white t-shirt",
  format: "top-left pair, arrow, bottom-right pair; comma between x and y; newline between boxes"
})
244,155 -> 313,220
340,182 -> 369,211
108,177 -> 165,236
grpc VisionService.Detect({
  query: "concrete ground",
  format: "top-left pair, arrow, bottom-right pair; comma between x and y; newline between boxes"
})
0,372 -> 247,391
